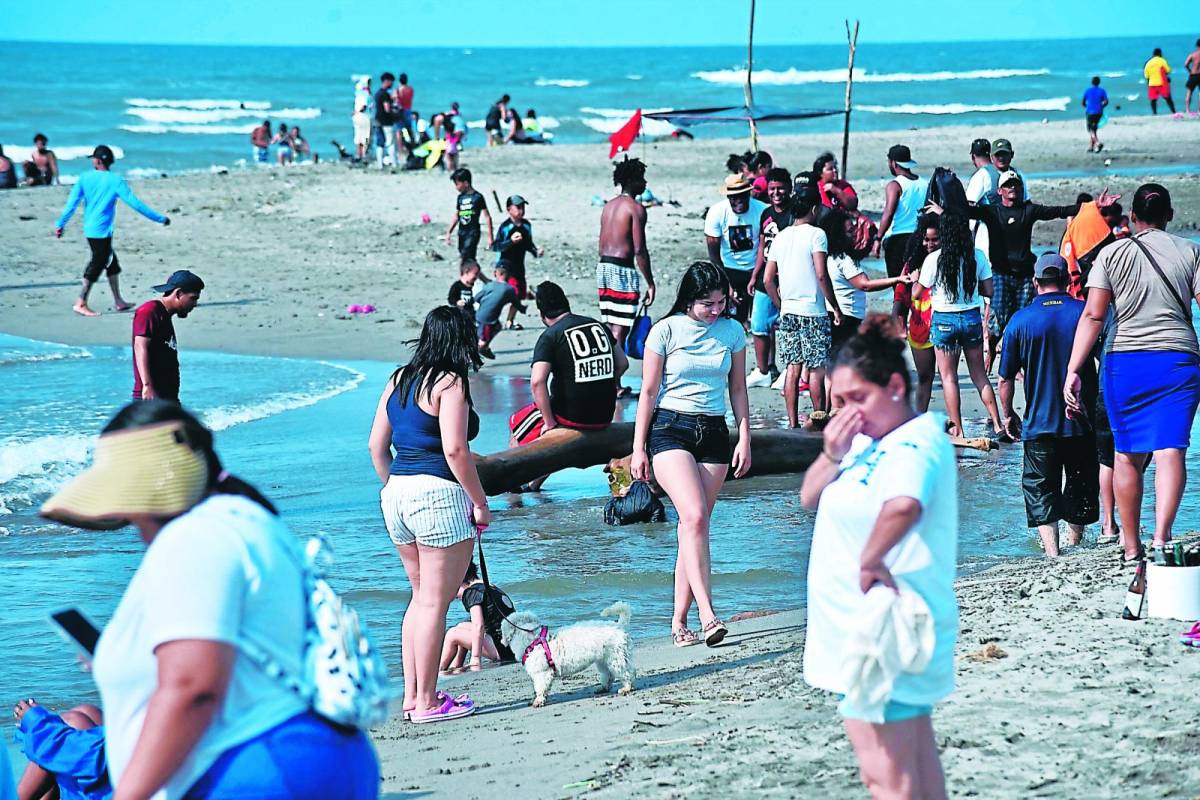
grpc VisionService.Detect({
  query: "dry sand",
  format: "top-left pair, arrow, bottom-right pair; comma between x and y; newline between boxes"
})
4,116 -> 1200,798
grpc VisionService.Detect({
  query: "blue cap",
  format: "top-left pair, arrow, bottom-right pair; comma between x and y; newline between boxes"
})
1034,253 -> 1067,280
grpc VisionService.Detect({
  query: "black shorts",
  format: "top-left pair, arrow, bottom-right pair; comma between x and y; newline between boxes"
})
883,234 -> 913,279
722,267 -> 752,324
830,313 -> 863,353
1094,390 -> 1114,469
84,237 -> 121,281
1021,436 -> 1100,527
1187,74 -> 1200,91
647,409 -> 731,465
1086,113 -> 1103,132
458,228 -> 481,261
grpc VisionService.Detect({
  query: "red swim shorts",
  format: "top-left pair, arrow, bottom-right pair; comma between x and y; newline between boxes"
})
509,403 -> 608,445
1148,83 -> 1173,101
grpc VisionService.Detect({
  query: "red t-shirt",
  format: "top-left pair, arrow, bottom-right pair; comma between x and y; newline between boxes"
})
132,300 -> 179,400
819,179 -> 858,209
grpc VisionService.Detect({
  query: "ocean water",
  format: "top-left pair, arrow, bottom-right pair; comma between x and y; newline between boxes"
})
2,35 -> 1196,176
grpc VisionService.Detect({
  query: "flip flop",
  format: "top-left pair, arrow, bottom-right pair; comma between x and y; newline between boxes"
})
702,618 -> 728,647
672,628 -> 700,648
409,694 -> 475,724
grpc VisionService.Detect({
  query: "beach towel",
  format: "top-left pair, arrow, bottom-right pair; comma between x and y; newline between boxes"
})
1058,202 -> 1113,299
839,580 -> 935,724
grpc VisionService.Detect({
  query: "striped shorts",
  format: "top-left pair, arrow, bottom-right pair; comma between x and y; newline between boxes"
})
380,474 -> 476,548
596,260 -> 640,328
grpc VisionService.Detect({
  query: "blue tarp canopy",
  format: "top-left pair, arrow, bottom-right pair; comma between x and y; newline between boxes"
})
643,104 -> 843,127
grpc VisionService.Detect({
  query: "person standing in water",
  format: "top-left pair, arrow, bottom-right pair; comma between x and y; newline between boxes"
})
631,261 -> 750,648
132,270 -> 204,403
598,158 -> 656,395
54,145 -> 170,317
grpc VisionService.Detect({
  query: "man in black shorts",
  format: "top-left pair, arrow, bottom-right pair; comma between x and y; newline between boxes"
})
444,167 -> 493,261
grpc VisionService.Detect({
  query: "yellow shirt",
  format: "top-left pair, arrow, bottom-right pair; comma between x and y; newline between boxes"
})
1144,56 -> 1171,86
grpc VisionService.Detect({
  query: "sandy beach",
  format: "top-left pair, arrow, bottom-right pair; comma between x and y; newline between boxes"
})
5,115 -> 1200,797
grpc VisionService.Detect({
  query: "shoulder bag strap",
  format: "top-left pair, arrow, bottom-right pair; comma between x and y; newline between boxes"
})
1128,234 -> 1192,320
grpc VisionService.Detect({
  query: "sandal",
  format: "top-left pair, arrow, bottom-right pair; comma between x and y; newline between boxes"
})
1120,543 -> 1146,568
672,627 -> 700,648
410,693 -> 475,724
702,618 -> 728,647
1096,529 -> 1120,546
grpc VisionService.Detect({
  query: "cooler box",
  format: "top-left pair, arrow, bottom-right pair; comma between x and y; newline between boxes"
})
1146,563 -> 1200,621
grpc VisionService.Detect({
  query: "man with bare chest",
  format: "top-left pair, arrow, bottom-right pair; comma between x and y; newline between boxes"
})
597,158 -> 656,362
22,133 -> 58,186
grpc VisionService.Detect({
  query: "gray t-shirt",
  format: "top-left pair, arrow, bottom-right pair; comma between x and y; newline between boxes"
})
473,280 -> 517,326
645,315 -> 746,415
1086,229 -> 1200,354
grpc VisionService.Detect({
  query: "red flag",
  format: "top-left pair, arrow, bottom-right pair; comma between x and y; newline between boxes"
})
608,109 -> 641,159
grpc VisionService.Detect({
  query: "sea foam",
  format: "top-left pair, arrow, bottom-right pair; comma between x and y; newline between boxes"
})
126,98 -> 272,110
125,106 -> 322,124
202,362 -> 366,432
692,67 -> 1051,85
534,78 -> 590,88
857,97 -> 1071,114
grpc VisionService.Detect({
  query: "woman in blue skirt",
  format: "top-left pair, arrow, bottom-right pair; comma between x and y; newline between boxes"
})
1065,184 -> 1200,565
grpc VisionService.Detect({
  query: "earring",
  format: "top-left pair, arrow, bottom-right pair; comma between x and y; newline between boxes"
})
891,394 -> 900,401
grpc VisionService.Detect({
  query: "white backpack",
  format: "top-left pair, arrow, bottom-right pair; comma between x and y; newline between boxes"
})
242,533 -> 393,729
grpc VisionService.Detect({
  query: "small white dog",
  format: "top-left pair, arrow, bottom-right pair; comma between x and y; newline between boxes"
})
501,602 -> 635,707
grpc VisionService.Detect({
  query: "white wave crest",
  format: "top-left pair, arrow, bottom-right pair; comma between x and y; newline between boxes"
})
856,97 -> 1070,115
534,78 -> 590,88
579,116 -> 677,137
0,347 -> 93,367
0,432 -> 94,514
692,66 -> 1051,85
127,98 -> 271,110
202,362 -> 366,432
579,106 -> 669,118
121,123 -> 260,135
125,106 -> 321,124
626,74 -> 643,81
2,144 -> 126,163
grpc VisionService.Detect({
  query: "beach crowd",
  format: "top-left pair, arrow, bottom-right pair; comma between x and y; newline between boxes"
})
8,40 -> 1200,800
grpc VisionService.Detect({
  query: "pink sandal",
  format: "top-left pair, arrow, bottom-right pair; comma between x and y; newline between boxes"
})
410,693 -> 476,724
404,692 -> 472,722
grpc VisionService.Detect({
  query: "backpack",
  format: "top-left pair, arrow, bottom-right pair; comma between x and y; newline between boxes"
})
240,533 -> 392,730
925,167 -> 969,216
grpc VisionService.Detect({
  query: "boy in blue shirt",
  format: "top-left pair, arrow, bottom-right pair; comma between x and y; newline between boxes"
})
54,145 -> 171,317
1082,77 -> 1110,154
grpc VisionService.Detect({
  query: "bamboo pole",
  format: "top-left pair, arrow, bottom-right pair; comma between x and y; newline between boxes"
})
744,0 -> 759,152
841,19 -> 859,177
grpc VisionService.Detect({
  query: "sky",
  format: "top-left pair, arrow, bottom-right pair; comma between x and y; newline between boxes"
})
2,0 -> 1195,47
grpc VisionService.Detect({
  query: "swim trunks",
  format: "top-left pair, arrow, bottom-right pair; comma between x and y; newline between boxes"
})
1085,113 -> 1103,132
596,257 -> 640,328
1188,74 -> 1200,91
1148,83 -> 1172,101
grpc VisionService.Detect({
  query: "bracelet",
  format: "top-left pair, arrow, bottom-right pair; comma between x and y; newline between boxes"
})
822,449 -> 840,462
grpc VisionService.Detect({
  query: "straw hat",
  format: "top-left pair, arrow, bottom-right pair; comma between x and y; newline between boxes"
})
719,175 -> 753,196
40,421 -> 210,530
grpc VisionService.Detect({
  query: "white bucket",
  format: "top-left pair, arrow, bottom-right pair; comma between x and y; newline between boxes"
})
1146,563 -> 1200,621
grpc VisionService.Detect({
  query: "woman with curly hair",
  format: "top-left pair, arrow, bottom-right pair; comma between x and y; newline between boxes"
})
912,212 -> 1005,438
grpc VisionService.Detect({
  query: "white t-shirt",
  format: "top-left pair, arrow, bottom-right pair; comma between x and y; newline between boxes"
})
645,315 -> 746,415
704,198 -> 769,272
917,247 -> 993,313
769,222 -> 829,317
93,495 -> 308,800
803,412 -> 959,706
826,254 -> 867,319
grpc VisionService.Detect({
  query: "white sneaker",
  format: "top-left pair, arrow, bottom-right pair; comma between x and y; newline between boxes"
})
771,372 -> 787,390
746,368 -> 771,387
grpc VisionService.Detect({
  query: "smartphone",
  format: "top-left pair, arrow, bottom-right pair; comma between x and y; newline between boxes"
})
50,608 -> 101,656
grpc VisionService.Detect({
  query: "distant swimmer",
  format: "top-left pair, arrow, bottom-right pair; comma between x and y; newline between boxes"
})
133,270 -> 204,403
22,132 -> 59,186
598,157 -> 656,392
53,145 -> 170,317
1185,39 -> 1200,117
1082,76 -> 1110,153
1143,47 -> 1179,117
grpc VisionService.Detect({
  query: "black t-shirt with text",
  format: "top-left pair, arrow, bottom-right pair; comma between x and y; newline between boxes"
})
457,190 -> 486,232
757,206 -> 794,291
532,313 -> 618,426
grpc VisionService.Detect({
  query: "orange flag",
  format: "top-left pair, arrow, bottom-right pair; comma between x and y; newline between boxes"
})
608,109 -> 641,159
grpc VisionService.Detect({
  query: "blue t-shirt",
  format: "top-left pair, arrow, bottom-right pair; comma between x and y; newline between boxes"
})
999,292 -> 1095,439
1083,86 -> 1108,116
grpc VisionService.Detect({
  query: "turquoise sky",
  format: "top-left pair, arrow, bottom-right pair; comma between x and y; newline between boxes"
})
3,0 -> 1195,46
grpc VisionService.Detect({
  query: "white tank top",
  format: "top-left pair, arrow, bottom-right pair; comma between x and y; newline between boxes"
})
885,174 -> 929,239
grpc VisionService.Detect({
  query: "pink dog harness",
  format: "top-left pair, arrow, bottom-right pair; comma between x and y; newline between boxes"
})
522,625 -> 557,674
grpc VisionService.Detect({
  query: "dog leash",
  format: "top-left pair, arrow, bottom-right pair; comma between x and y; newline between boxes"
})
475,525 -> 539,634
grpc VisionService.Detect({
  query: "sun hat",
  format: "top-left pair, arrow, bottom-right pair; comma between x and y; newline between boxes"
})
40,421 -> 210,530
719,175 -> 753,196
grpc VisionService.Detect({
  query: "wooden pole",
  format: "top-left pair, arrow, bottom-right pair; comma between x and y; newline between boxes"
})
841,19 -> 859,178
744,0 -> 759,152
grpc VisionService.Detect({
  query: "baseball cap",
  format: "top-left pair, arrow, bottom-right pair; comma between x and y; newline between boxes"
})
970,138 -> 991,157
992,138 -> 1014,155
998,170 -> 1023,187
534,281 -> 570,318
1034,253 -> 1067,280
719,174 -> 753,195
89,145 -> 115,167
886,144 -> 917,169
506,194 -> 528,207
152,270 -> 205,294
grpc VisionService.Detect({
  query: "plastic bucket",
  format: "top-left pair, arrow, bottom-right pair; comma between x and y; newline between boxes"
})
1146,563 -> 1200,621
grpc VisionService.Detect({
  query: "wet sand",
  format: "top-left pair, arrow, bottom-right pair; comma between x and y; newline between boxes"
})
4,116 -> 1200,797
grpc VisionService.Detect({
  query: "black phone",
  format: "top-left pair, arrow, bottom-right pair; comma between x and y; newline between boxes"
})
50,608 -> 101,656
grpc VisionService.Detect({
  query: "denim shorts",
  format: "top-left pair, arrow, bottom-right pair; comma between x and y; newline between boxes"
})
749,291 -> 780,336
930,308 -> 984,351
647,408 -> 731,464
